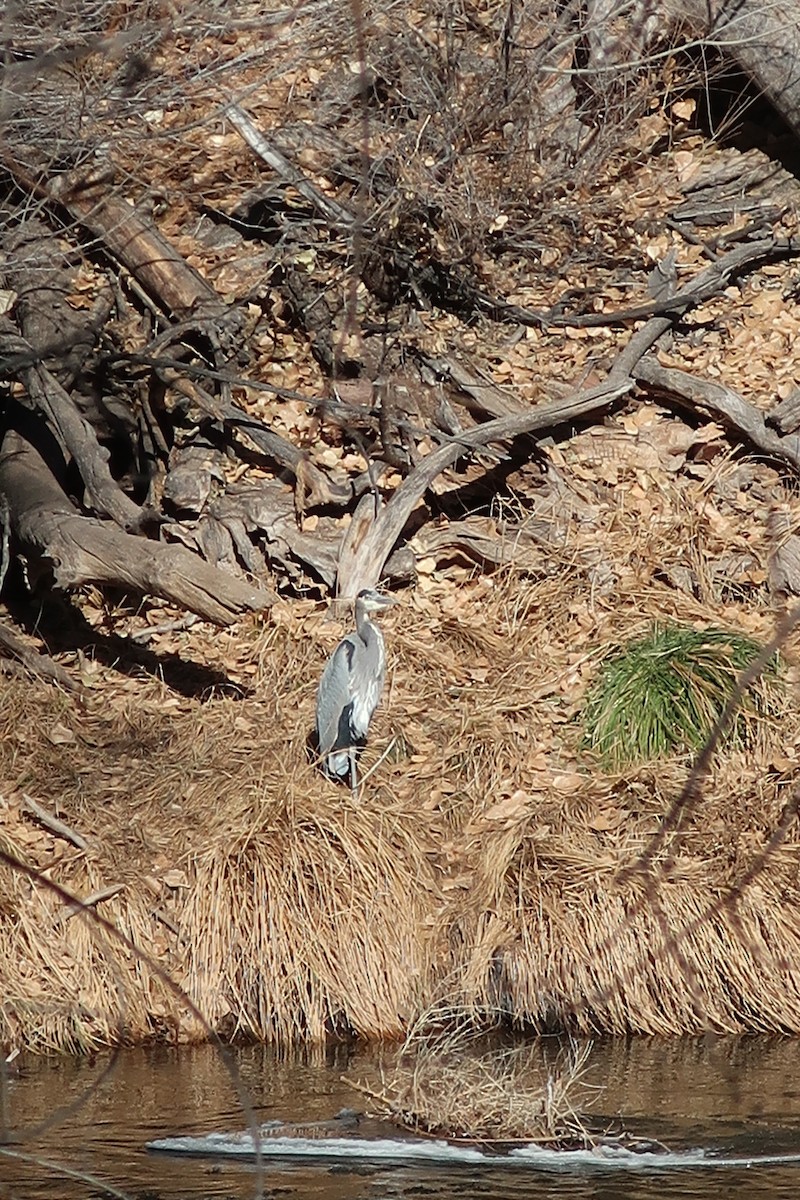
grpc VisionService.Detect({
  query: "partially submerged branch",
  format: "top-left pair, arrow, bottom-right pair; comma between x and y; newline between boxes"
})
347,1011 -> 598,1150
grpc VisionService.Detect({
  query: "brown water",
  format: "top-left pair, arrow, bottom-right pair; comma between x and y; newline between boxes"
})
3,1036 -> 800,1199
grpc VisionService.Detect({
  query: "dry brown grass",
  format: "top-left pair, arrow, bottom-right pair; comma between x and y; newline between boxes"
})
1,492 -> 800,1051
3,0 -> 800,1063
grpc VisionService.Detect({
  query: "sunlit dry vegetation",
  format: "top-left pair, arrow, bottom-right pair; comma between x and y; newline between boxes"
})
2,0 -> 800,1061
350,1009 -> 598,1147
2,560 -> 800,1050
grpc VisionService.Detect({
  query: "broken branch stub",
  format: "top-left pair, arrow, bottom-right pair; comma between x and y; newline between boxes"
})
335,492 -> 383,599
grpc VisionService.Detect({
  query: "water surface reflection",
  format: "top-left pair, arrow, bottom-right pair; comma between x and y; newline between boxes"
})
3,1035 -> 800,1199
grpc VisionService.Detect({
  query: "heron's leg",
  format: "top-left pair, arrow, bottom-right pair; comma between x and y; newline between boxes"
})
349,746 -> 358,801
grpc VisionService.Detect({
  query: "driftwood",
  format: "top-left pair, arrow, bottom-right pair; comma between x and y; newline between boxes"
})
413,517 -> 553,571
333,228 -> 798,595
160,368 -> 350,509
1,218 -> 114,387
570,237 -> 798,330
674,149 -> 800,247
634,357 -> 800,474
0,427 -> 271,624
335,492 -> 382,598
0,153 -> 248,397
767,509 -> 800,598
598,238 -> 799,387
162,442 -> 225,517
22,793 -> 89,850
0,152 -> 353,650
164,480 -> 344,587
335,378 -> 633,596
465,236 -> 798,331
769,388 -> 800,436
55,883 -> 126,924
0,318 -> 143,530
1,17 -> 798,672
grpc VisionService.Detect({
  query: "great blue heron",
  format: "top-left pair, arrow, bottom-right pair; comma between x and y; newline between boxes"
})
314,588 -> 396,790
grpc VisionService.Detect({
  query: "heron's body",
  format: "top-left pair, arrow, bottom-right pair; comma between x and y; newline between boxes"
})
315,589 -> 393,786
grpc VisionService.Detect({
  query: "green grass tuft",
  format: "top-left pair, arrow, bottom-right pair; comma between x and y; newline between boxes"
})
583,624 -> 780,767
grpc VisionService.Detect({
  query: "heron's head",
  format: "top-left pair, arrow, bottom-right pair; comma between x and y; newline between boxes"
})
355,588 -> 396,613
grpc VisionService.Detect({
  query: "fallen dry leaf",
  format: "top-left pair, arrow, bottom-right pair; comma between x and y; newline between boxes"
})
47,723 -> 76,746
482,790 -> 533,822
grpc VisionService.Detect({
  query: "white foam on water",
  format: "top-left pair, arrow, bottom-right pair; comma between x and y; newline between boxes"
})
145,1130 -> 800,1171
148,1133 -> 488,1163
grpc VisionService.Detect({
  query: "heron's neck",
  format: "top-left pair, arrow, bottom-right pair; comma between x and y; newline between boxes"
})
355,602 -> 376,644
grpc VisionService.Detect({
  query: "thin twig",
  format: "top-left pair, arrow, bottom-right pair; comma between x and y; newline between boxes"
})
359,737 -> 397,788
224,103 -> 355,227
55,884 -> 126,925
21,793 -> 88,850
0,494 -> 9,596
0,1147 -> 132,1200
131,614 -> 200,643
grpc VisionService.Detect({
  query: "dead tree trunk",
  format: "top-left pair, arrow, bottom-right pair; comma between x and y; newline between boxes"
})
674,0 -> 800,139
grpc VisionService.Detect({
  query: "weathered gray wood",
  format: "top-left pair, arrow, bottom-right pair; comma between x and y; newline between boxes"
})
2,218 -> 111,387
0,428 -> 272,624
211,482 -> 341,586
160,368 -> 350,508
674,0 -> 800,142
609,238 -> 800,382
335,377 -> 633,597
0,619 -> 81,691
414,351 -> 528,418
768,509 -> 800,597
0,318 -> 143,529
45,163 -> 220,317
634,357 -> 800,473
225,103 -> 355,228
162,442 -> 225,516
768,387 -> 800,436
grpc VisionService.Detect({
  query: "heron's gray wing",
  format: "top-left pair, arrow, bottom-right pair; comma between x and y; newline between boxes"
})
315,636 -> 358,758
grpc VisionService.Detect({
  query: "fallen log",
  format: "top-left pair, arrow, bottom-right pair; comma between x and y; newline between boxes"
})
0,426 -> 272,625
675,0 -> 800,143
44,162 -> 221,319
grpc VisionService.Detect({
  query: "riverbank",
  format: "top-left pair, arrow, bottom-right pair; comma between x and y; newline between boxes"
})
6,0 -> 800,1056
2,558 -> 799,1053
